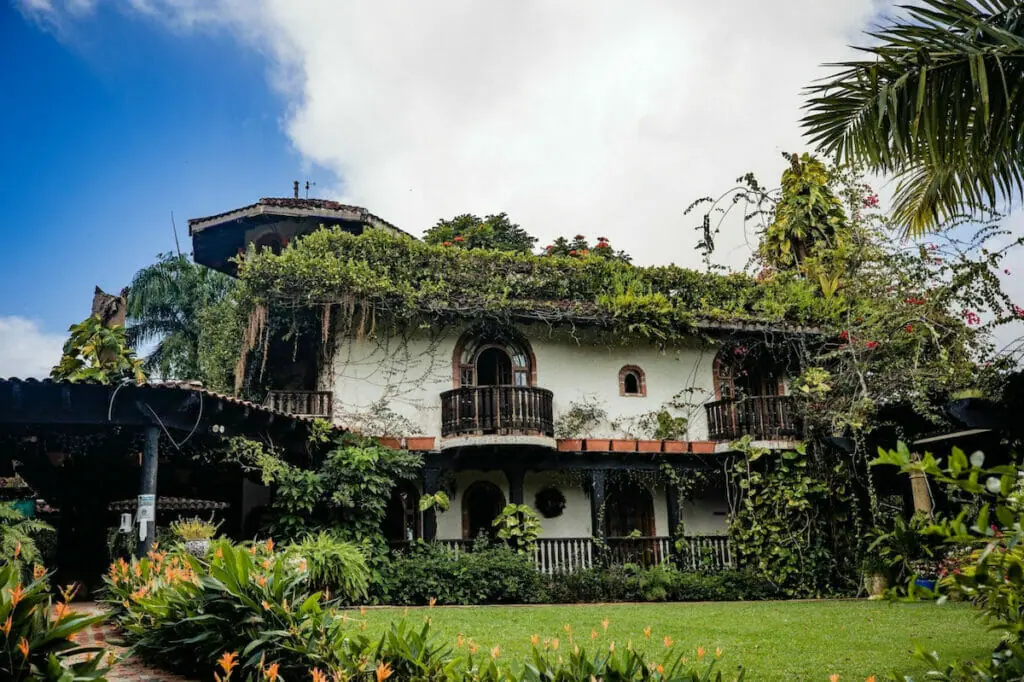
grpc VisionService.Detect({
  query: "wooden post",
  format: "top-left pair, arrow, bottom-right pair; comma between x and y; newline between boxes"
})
422,467 -> 441,541
136,426 -> 159,558
589,469 -> 606,539
909,452 -> 933,516
506,468 -> 525,506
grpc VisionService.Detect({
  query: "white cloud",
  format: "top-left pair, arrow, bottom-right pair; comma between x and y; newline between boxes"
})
0,317 -> 65,379
19,0 -> 891,268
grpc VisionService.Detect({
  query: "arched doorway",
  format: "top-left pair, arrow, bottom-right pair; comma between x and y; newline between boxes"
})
475,346 -> 513,386
462,481 -> 506,540
714,350 -> 782,400
383,482 -> 420,544
605,482 -> 655,537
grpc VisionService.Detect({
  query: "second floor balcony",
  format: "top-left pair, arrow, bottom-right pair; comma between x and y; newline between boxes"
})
440,385 -> 554,446
705,394 -> 800,442
264,390 -> 333,419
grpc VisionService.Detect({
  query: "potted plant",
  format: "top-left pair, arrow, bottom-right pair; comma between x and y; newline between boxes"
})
866,512 -> 940,592
861,554 -> 889,598
378,436 -> 402,449
557,438 -> 583,452
661,440 -> 687,453
405,436 -> 436,451
170,515 -> 220,556
689,441 -> 717,454
555,397 -> 608,451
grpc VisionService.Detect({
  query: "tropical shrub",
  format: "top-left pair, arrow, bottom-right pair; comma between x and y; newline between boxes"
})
0,559 -> 112,681
0,503 -> 54,577
542,565 -> 779,604
283,531 -> 370,599
492,504 -> 542,553
169,515 -> 219,542
373,541 -> 543,605
50,315 -> 146,385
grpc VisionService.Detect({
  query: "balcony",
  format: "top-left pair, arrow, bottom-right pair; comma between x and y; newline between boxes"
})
439,385 -> 554,446
263,390 -> 333,419
705,394 -> 800,442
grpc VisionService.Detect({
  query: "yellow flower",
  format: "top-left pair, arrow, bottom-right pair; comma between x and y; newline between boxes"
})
491,645 -> 500,659
218,652 -> 239,675
265,662 -> 280,681
830,676 -> 840,682
601,617 -> 610,631
643,626 -> 652,639
697,646 -> 706,660
262,601 -> 272,611
106,652 -> 119,666
457,634 -> 465,648
530,634 -> 540,647
715,647 -> 723,658
17,637 -> 29,658
429,597 -> 437,608
664,635 -> 673,648
551,638 -> 560,651
375,661 -> 393,682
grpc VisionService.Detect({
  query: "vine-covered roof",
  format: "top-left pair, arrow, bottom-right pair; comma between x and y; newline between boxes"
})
238,229 -> 836,340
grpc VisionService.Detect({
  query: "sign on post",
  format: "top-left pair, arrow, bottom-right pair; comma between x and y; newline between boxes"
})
137,494 -> 156,541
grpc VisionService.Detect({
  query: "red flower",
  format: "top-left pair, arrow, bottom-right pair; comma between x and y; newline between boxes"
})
597,236 -> 608,242
545,245 -> 553,250
866,341 -> 878,349
442,241 -> 452,246
569,249 -> 578,256
1014,305 -> 1024,318
597,242 -> 610,248
906,324 -> 914,333
862,193 -> 880,209
453,236 -> 465,242
838,330 -> 849,341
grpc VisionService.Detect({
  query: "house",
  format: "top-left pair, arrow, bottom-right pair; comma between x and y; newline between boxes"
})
190,198 -> 815,572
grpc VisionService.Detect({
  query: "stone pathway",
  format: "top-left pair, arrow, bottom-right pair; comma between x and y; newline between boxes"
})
75,603 -> 195,682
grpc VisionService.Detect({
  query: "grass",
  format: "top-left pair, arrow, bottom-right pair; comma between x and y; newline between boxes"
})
351,600 -> 995,681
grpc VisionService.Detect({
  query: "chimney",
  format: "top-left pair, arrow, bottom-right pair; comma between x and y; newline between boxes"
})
293,180 -> 300,199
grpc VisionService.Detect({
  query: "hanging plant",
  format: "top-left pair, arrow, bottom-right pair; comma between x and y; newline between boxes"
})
534,487 -> 567,518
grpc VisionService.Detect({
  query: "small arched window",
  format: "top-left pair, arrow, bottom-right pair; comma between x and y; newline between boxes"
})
619,365 -> 646,397
453,329 -> 535,387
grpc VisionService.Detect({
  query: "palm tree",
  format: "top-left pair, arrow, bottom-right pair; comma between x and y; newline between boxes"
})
126,253 -> 234,380
802,0 -> 1024,235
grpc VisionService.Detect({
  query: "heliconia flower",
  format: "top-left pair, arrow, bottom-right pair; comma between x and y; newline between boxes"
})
360,606 -> 367,617
830,675 -> 840,682
643,626 -> 652,639
218,652 -> 239,675
663,635 -> 673,648
9,584 -> 24,607
453,236 -> 465,242
591,630 -> 598,640
265,662 -> 280,681
429,597 -> 436,608
656,664 -> 665,675
54,602 -> 70,620
530,634 -> 540,647
564,624 -> 573,635
468,641 -> 479,654
457,633 -> 465,648
17,637 -> 29,658
715,647 -> 722,658
262,601 -> 272,611
13,542 -> 21,559
866,676 -> 877,682
697,646 -> 706,659
311,668 -> 328,682
491,645 -> 500,659
264,539 -> 274,553
602,617 -> 610,631
0,616 -> 12,636
551,638 -> 560,651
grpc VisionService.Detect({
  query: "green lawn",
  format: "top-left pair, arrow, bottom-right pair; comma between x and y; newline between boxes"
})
351,601 -> 993,681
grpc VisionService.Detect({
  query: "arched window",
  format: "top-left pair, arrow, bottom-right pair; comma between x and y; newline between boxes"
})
383,482 -> 420,544
462,481 -> 506,540
618,365 -> 646,397
713,349 -> 783,399
453,329 -> 535,387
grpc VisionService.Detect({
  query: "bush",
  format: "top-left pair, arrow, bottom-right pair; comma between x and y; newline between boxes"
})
374,541 -> 544,605
284,531 -> 371,599
544,565 -> 780,603
0,558 -> 112,681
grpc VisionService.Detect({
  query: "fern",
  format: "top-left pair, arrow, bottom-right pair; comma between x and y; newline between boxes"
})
0,502 -> 54,567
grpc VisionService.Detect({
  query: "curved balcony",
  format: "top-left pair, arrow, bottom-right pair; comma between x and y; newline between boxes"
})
705,394 -> 800,442
440,385 -> 554,447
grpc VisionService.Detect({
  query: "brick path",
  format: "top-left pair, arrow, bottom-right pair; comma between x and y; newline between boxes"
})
74,603 -> 195,682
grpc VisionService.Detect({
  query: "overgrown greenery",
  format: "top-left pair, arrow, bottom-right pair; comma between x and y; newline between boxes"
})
802,0 -> 1024,235
50,315 -> 146,385
0,504 -> 53,575
423,213 -> 537,253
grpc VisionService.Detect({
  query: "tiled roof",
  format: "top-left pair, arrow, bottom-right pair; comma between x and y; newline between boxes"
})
187,197 -> 411,238
108,497 -> 231,512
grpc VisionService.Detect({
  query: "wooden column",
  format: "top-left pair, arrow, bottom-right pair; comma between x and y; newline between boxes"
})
506,468 -> 525,506
589,469 -> 606,539
909,452 -> 933,516
136,426 -> 159,558
422,467 -> 441,541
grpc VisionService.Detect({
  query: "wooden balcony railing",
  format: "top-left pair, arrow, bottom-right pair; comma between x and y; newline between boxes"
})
264,390 -> 333,419
704,395 -> 799,441
440,385 -> 554,438
394,536 -> 735,574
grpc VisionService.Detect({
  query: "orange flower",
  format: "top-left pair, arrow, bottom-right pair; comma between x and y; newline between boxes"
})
530,634 -> 540,647
257,576 -> 267,587
17,637 -> 29,658
9,584 -> 24,607
360,606 -> 367,617
54,602 -> 70,620
563,623 -> 573,635
697,646 -> 706,660
262,601 -> 272,611
601,617 -> 610,631
375,661 -> 393,682
66,632 -> 78,642
551,638 -> 560,651
311,669 -> 328,682
643,626 -> 652,639
715,647 -> 723,658
218,652 -> 239,675
264,539 -> 275,553
0,617 -> 11,636
656,664 -> 665,675
591,630 -> 598,640
830,676 -> 840,682
13,542 -> 21,559
249,546 -> 257,555
866,677 -> 877,682
428,597 -> 436,608
264,662 -> 280,681
490,645 -> 500,659
215,547 -> 224,559
457,633 -> 465,648
468,641 -> 479,655
663,635 -> 673,648
32,565 -> 46,581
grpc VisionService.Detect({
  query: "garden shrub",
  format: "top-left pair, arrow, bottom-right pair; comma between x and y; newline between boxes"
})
373,541 -> 543,605
543,565 -> 779,604
0,558 -> 112,681
283,531 -> 370,598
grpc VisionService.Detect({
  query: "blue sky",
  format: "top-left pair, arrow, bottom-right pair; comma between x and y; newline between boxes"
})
0,2 -> 318,343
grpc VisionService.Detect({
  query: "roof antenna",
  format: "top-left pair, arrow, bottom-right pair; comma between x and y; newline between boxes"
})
170,210 -> 183,259
293,180 -> 300,199
305,180 -> 316,198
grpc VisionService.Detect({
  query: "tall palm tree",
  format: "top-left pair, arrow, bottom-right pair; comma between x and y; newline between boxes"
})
126,253 -> 234,380
802,0 -> 1024,235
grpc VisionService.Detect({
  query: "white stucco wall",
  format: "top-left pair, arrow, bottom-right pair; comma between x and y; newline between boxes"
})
322,325 -> 718,440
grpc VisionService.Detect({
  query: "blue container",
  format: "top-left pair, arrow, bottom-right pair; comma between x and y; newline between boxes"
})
914,577 -> 937,591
